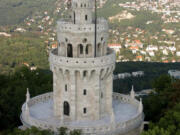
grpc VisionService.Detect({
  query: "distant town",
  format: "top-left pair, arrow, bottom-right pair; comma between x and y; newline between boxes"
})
0,0 -> 179,73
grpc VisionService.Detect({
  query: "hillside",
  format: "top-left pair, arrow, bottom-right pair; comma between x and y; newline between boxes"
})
0,0 -> 179,74
0,0 -> 57,26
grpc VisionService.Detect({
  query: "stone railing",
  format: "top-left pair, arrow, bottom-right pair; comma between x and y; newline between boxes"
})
57,18 -> 108,33
49,48 -> 116,69
112,93 -> 139,107
21,92 -> 144,134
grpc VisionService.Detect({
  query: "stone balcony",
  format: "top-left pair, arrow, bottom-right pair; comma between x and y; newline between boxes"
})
21,92 -> 144,135
49,48 -> 116,70
57,18 -> 108,33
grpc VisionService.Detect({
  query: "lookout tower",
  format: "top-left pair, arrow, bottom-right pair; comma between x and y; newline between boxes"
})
20,0 -> 144,134
54,0 -> 113,122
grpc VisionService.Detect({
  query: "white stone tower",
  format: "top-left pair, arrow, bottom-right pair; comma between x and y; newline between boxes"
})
52,0 -> 114,122
20,0 -> 144,134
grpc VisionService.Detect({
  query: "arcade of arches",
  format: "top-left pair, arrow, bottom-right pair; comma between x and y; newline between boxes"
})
58,42 -> 106,58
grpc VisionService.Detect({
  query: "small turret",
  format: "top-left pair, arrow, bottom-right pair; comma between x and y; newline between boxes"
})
26,88 -> 30,103
138,98 -> 143,113
24,101 -> 30,122
25,102 -> 29,112
71,0 -> 94,24
130,85 -> 135,99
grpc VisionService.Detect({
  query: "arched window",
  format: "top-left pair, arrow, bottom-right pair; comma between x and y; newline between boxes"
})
86,46 -> 88,54
83,71 -> 87,77
98,43 -> 101,50
64,101 -> 70,116
67,44 -> 73,57
73,12 -> 76,24
83,108 -> 87,114
85,15 -> 88,21
65,84 -> 67,91
83,38 -> 87,43
83,89 -> 87,95
97,43 -> 102,56
80,44 -> 83,54
86,44 -> 92,56
84,4 -> 86,7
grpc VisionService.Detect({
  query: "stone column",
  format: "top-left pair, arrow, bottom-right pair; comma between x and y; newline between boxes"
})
94,70 -> 100,120
83,45 -> 86,58
105,73 -> 113,115
53,69 -> 58,116
70,71 -> 77,121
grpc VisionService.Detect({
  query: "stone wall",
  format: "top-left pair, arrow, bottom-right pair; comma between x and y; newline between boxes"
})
57,18 -> 108,58
50,48 -> 116,121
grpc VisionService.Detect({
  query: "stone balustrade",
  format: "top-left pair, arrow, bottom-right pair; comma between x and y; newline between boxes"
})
21,92 -> 144,135
49,48 -> 116,69
57,18 -> 108,33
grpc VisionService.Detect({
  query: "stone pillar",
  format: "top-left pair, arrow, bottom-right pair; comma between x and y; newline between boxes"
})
130,85 -> 135,99
53,69 -> 58,116
105,74 -> 113,115
26,88 -> 30,103
70,71 -> 77,120
73,43 -> 77,58
94,71 -> 100,120
83,45 -> 86,58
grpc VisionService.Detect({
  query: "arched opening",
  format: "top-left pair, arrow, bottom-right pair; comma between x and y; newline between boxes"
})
86,44 -> 92,56
85,15 -> 88,21
86,46 -> 88,55
80,44 -> 83,55
67,44 -> 73,57
83,89 -> 87,95
83,71 -> 87,77
64,101 -> 70,116
65,84 -> 67,91
83,108 -> 87,114
73,12 -> 76,24
83,38 -> 87,43
97,43 -> 102,56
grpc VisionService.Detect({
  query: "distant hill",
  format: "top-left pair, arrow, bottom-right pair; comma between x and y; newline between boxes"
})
0,0 -> 56,26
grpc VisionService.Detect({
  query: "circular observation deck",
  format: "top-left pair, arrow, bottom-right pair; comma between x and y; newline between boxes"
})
49,48 -> 116,70
57,18 -> 108,34
21,92 -> 144,135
